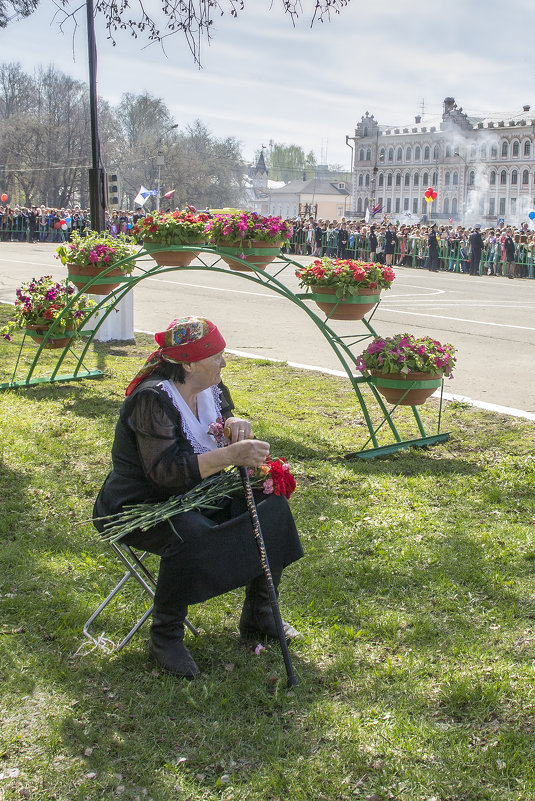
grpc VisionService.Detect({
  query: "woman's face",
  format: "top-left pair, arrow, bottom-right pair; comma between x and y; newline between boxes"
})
186,351 -> 226,390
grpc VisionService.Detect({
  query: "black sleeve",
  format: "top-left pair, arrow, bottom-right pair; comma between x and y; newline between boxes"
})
128,392 -> 202,495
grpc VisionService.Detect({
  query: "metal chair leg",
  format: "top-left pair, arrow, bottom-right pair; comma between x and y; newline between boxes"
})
82,543 -> 199,650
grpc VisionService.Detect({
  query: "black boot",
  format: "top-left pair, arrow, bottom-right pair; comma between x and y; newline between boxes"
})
149,555 -> 199,678
239,570 -> 300,641
149,611 -> 199,678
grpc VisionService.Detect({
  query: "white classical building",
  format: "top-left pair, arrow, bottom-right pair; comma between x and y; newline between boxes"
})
347,97 -> 535,226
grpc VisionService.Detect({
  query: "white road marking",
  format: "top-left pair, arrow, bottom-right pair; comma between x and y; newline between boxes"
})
378,308 -> 535,331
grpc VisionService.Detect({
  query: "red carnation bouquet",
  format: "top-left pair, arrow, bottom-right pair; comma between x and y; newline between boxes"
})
252,456 -> 296,499
100,455 -> 296,543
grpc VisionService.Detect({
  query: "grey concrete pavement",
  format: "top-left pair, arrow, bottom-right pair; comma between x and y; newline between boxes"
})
0,242 -> 534,412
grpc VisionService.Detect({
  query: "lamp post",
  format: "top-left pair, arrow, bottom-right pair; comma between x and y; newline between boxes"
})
454,149 -> 468,225
156,124 -> 179,212
86,0 -> 105,232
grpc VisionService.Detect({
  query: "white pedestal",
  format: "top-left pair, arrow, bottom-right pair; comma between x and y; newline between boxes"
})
90,292 -> 135,342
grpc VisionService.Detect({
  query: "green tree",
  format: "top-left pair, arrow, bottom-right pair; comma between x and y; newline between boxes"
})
263,143 -> 317,182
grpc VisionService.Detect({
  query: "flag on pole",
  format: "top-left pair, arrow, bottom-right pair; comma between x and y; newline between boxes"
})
134,186 -> 158,206
371,202 -> 382,217
163,189 -> 176,199
364,207 -> 370,224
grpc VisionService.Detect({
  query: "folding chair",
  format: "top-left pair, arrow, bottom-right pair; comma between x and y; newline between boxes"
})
83,541 -> 198,652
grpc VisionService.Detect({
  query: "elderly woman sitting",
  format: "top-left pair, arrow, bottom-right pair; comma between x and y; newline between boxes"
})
93,316 -> 303,678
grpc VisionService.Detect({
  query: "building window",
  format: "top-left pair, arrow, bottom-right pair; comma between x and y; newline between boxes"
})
403,197 -> 409,210
404,173 -> 410,187
357,197 -> 363,212
359,148 -> 365,161
395,198 -> 400,212
445,145 -> 452,157
452,172 -> 459,186
387,174 -> 392,187
413,173 -> 419,186
397,147 -> 402,161
444,198 -> 450,214
479,197 -> 484,215
380,147 -> 386,162
386,198 -> 392,212
524,140 -> 531,157
499,197 -> 506,215
490,170 -> 496,186
511,170 -> 518,185
395,173 -> 401,187
501,141 -> 508,158
491,143 -> 498,158
423,172 -> 429,186
412,197 -> 418,213
366,148 -> 371,160
432,171 -> 438,185
452,198 -> 457,214
433,144 -> 439,160
480,144 -> 487,159
470,144 -> 477,159
522,169 -> 529,185
489,198 -> 495,215
511,197 -> 517,214
500,170 -> 507,185
512,141 -> 519,157
424,145 -> 430,161
365,174 -> 370,187
406,146 -> 412,162
378,173 -> 384,187
388,147 -> 394,162
358,174 -> 363,187
445,171 -> 450,186
468,171 -> 475,186
415,146 -> 421,161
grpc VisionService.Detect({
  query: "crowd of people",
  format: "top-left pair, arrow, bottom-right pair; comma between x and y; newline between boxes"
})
285,218 -> 535,278
0,205 -> 145,242
2,203 -> 534,279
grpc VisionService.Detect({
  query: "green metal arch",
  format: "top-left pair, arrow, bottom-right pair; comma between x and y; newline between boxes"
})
1,244 -> 449,457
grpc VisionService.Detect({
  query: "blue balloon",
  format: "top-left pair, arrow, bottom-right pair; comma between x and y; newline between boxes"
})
529,211 -> 535,220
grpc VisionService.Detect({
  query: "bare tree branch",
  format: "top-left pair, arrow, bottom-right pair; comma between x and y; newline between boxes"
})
0,0 -> 351,65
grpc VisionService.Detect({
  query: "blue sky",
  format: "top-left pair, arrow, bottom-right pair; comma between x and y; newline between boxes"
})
3,0 -> 535,169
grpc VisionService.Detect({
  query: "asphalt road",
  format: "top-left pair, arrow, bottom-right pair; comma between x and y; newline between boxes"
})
0,242 -> 534,413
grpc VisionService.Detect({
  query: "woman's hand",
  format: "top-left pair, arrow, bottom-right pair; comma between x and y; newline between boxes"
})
225,439 -> 270,468
197,436 -> 269,478
223,417 -> 253,443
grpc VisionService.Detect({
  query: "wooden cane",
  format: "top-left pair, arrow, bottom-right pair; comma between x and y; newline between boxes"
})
238,465 -> 298,688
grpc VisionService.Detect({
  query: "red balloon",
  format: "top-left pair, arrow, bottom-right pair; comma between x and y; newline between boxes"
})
431,191 -> 438,200
1,193 -> 7,202
424,189 -> 432,199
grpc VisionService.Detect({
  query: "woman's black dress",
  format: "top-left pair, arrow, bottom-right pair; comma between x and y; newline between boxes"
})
93,378 -> 303,605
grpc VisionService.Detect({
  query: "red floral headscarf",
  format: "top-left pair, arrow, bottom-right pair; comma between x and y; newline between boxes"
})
125,316 -> 226,396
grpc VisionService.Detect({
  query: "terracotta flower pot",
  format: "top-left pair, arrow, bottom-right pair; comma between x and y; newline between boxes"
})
311,286 -> 381,320
144,241 -> 203,267
369,370 -> 443,406
67,263 -> 126,295
26,324 -> 75,349
215,240 -> 281,271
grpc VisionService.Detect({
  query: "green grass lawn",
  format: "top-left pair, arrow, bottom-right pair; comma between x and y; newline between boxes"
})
1,309 -> 535,801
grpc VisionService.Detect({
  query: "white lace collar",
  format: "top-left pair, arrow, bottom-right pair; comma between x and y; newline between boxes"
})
159,380 -> 222,454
